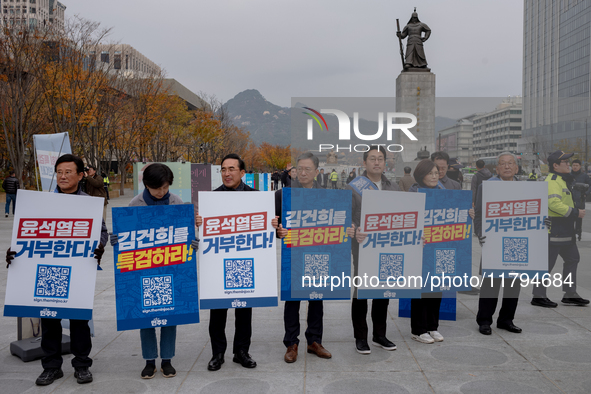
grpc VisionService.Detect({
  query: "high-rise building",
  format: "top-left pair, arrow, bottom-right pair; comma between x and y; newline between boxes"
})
0,0 -> 65,30
472,97 -> 523,159
521,0 -> 591,160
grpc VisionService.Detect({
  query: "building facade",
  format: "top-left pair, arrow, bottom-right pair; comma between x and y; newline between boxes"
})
521,0 -> 591,159
0,0 -> 65,29
94,44 -> 161,78
472,97 -> 523,160
436,118 -> 474,166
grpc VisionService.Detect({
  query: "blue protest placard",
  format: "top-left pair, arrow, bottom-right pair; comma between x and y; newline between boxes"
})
112,204 -> 199,331
420,189 -> 473,292
281,188 -> 352,301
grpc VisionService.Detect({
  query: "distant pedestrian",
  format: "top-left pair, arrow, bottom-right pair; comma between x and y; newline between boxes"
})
398,166 -> 415,192
2,171 -> 19,217
471,160 -> 492,204
101,172 -> 110,200
346,171 -> 356,184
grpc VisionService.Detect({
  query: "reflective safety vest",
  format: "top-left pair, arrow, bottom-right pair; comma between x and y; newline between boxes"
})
330,172 -> 338,181
547,173 -> 577,244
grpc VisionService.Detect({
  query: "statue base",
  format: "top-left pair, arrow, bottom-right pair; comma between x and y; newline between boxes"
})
395,70 -> 436,163
402,67 -> 431,72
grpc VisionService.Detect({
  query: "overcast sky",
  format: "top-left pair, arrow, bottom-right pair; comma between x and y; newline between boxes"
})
66,0 -> 523,109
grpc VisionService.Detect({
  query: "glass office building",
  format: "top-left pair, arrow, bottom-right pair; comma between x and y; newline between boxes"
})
521,0 -> 591,160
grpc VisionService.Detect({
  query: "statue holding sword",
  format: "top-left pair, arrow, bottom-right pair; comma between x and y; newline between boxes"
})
396,8 -> 432,71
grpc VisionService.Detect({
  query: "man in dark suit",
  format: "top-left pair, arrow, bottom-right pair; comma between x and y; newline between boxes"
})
475,152 -> 522,335
317,168 -> 329,189
206,154 -> 261,371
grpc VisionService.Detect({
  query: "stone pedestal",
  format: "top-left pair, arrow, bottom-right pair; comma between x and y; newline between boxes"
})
395,71 -> 436,163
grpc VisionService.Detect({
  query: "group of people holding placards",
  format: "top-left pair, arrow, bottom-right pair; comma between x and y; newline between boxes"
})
4,147 -> 585,387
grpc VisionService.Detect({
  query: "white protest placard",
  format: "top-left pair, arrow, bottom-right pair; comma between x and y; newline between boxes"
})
357,190 -> 425,299
482,181 -> 548,278
198,191 -> 278,309
4,190 -> 104,320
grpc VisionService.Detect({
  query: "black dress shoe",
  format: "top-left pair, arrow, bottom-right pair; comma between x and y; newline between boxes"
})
35,368 -> 64,386
562,293 -> 590,306
497,323 -> 522,333
233,350 -> 257,368
207,353 -> 224,371
479,324 -> 492,335
531,297 -> 558,308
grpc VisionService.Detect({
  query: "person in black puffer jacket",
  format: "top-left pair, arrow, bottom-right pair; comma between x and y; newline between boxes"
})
2,171 -> 19,217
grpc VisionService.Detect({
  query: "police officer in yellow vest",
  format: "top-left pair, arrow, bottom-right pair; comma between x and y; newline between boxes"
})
329,169 -> 338,189
532,150 -> 590,307
529,170 -> 538,181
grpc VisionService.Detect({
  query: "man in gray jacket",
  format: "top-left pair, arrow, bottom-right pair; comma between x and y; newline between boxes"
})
348,146 -> 400,354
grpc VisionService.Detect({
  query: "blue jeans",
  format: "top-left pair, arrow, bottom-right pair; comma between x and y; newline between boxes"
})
5,193 -> 15,214
140,326 -> 177,360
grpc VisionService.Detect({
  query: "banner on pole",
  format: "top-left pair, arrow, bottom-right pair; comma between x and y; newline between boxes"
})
191,164 -> 211,212
133,162 -> 192,203
33,132 -> 72,192
4,190 -> 103,320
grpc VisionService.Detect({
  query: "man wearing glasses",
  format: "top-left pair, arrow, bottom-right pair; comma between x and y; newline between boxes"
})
348,146 -> 400,354
6,154 -> 108,386
431,151 -> 461,190
275,152 -> 332,363
532,151 -> 589,308
204,153 -> 280,371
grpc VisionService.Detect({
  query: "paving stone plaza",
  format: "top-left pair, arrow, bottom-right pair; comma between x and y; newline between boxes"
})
2,190 -> 591,393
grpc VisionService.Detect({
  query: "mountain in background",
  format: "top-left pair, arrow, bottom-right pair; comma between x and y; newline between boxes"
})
224,89 -> 291,145
225,89 -> 458,148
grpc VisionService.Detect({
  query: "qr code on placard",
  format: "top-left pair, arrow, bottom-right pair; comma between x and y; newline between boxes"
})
224,258 -> 254,289
435,249 -> 456,274
379,253 -> 404,280
142,275 -> 174,308
304,253 -> 330,283
503,237 -> 528,263
35,265 -> 71,299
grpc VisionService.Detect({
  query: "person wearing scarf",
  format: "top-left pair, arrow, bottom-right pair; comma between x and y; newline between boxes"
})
126,163 -> 183,378
407,159 -> 445,344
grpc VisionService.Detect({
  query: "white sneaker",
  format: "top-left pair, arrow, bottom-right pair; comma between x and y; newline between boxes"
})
428,331 -> 444,342
411,333 -> 434,344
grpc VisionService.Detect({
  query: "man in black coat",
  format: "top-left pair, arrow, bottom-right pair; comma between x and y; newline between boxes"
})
204,153 -> 280,372
7,154 -> 107,386
3,171 -> 19,217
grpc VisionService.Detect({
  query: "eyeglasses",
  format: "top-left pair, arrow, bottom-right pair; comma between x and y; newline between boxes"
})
56,170 -> 76,177
297,167 -> 315,173
366,157 -> 385,163
221,167 -> 239,174
427,171 -> 439,177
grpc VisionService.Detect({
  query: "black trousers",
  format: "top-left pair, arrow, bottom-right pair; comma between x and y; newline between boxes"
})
410,293 -> 442,335
533,242 -> 579,297
41,318 -> 92,369
351,298 -> 389,340
209,308 -> 252,355
477,278 -> 520,326
283,300 -> 323,347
